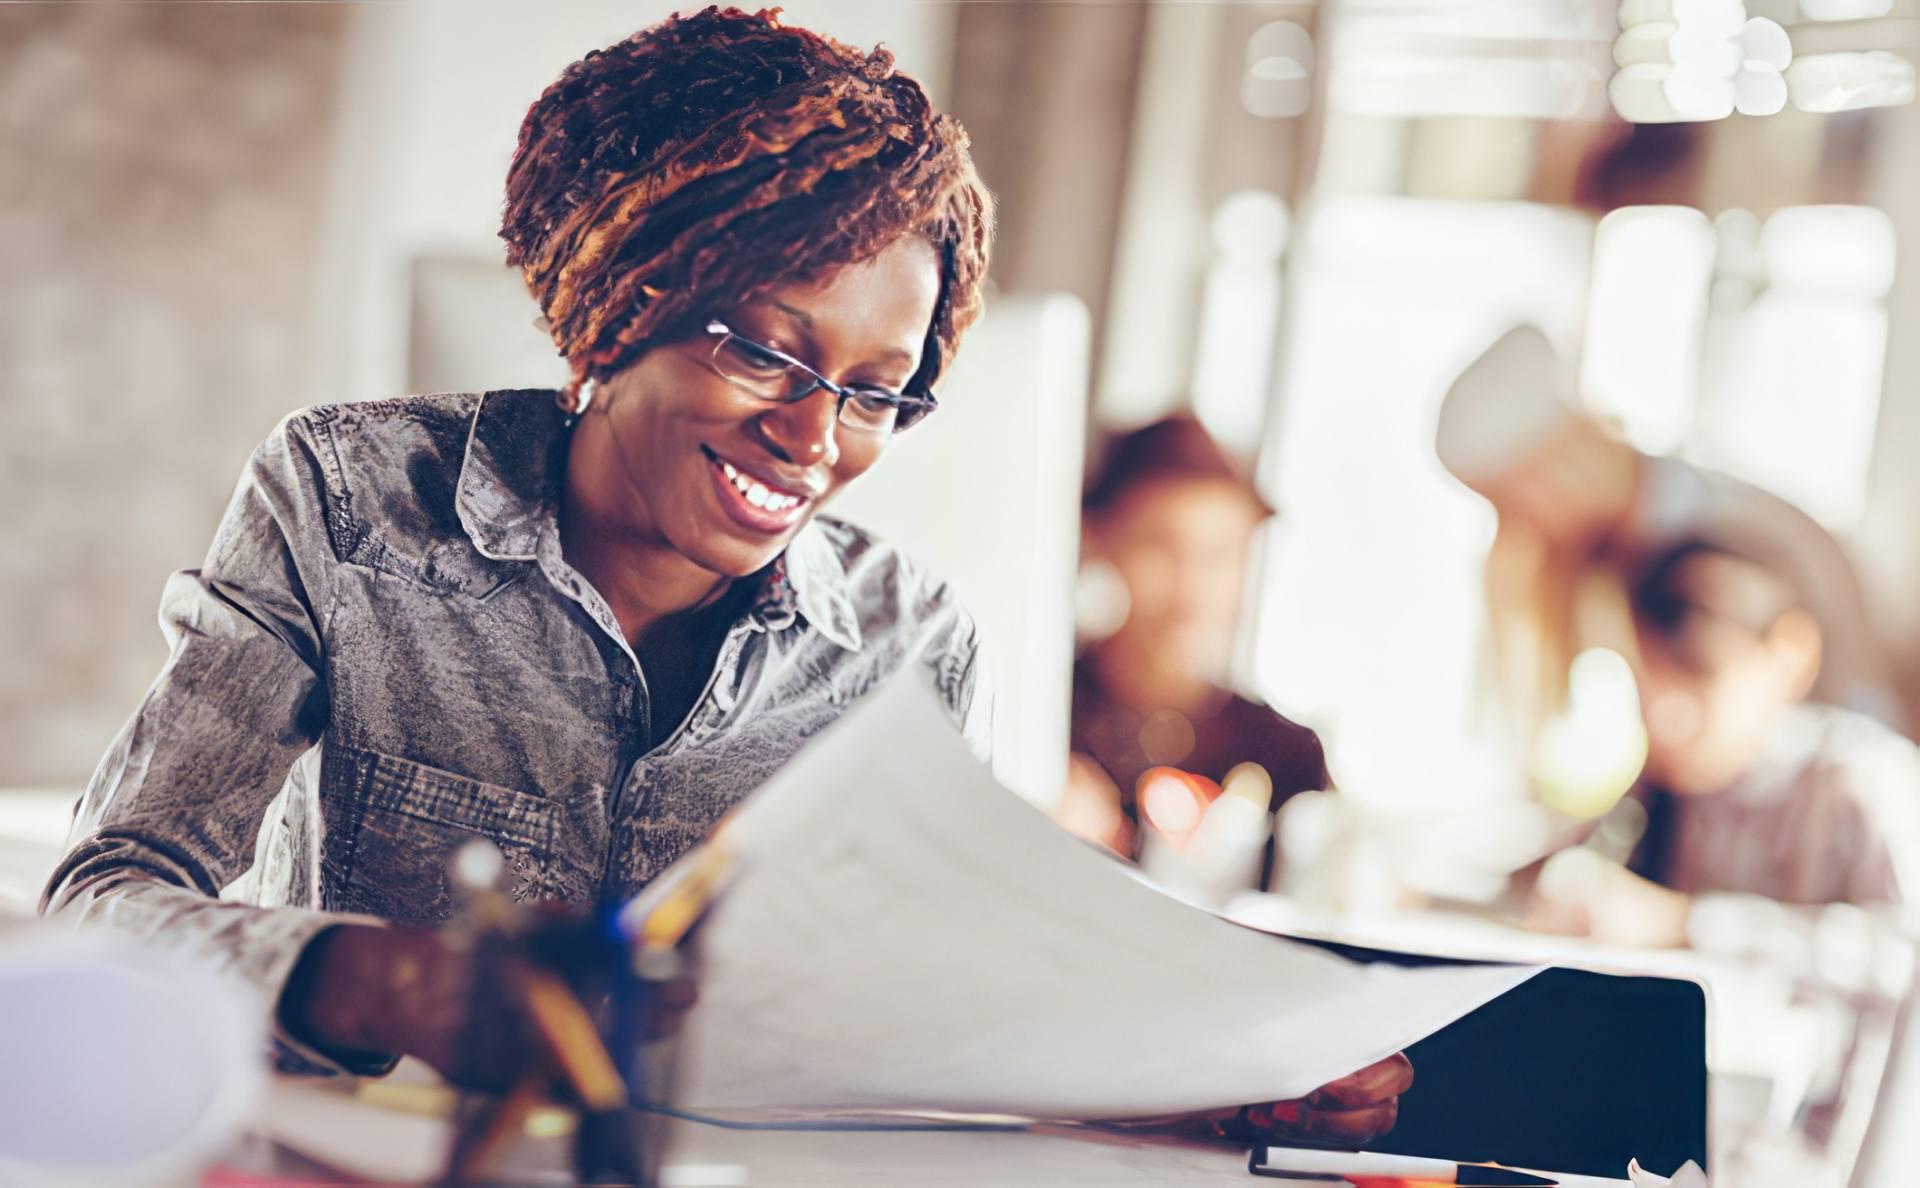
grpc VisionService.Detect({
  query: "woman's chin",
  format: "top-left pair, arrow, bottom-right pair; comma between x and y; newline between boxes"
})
676,529 -> 791,582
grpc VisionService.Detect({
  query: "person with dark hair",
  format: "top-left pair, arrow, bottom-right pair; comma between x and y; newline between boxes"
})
1058,414 -> 1328,868
1436,325 -> 1902,749
39,7 -> 1406,1145
1533,538 -> 1920,948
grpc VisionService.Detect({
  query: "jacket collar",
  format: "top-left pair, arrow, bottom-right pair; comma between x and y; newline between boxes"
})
756,520 -> 863,651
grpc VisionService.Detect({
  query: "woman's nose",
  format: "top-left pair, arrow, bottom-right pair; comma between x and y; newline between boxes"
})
756,389 -> 841,467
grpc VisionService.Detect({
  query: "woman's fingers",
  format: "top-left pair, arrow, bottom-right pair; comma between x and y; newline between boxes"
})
1294,1099 -> 1400,1144
1138,1053 -> 1416,1147
1235,1092 -> 1402,1145
1308,1052 -> 1415,1109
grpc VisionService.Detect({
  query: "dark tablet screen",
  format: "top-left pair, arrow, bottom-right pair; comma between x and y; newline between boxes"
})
1288,940 -> 1710,1179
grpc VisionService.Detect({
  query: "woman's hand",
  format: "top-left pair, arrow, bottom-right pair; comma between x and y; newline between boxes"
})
280,916 -> 699,1095
1215,1052 -> 1414,1146
1055,752 -> 1135,856
1122,1052 -> 1414,1147
279,922 -> 535,1090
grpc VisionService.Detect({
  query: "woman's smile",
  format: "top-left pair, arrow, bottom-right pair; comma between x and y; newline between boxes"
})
700,445 -> 816,536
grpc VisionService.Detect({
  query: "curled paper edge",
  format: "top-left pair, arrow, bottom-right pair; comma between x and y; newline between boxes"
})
1628,1157 -> 1709,1187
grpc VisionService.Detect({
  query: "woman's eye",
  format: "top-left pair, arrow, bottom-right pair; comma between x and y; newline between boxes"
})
842,391 -> 900,429
725,338 -> 790,376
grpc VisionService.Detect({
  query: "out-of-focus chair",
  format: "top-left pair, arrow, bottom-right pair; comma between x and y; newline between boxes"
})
830,294 -> 1091,803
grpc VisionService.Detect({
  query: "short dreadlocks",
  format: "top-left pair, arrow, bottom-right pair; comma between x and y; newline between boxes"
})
501,6 -> 994,412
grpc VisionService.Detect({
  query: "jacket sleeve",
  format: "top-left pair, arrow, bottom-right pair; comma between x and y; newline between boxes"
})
40,413 -> 384,1072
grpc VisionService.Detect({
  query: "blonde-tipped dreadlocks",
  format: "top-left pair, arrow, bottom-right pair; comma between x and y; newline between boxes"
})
500,6 -> 994,413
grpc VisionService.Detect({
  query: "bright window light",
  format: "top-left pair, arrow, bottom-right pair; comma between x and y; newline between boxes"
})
1193,191 -> 1290,458
1786,51 -> 1917,113
1243,20 -> 1315,118
1331,54 -> 1603,120
1692,206 -> 1894,530
1581,206 -> 1717,454
1251,197 -> 1595,809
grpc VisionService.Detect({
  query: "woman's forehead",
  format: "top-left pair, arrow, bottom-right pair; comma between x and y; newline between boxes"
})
751,237 -> 941,347
771,237 -> 939,305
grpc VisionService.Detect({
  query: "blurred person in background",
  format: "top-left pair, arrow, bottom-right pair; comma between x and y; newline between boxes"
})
1054,415 -> 1329,874
1436,328 -> 1896,752
37,7 -> 1409,1146
1436,325 -> 1902,825
1431,325 -> 1915,948
1527,538 -> 1920,949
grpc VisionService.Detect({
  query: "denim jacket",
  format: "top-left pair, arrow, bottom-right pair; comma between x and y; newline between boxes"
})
40,388 -> 986,1065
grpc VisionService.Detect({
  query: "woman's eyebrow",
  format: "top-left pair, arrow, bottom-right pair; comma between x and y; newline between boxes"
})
768,299 -> 815,332
868,345 -> 917,369
768,298 -> 916,369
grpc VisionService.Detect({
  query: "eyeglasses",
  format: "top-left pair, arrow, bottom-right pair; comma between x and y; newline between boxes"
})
701,320 -> 937,435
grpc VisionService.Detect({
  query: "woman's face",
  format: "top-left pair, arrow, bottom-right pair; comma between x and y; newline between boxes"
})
1093,476 -> 1266,672
570,235 -> 942,577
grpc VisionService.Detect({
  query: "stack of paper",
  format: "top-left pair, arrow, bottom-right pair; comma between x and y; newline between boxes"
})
673,674 -> 1541,1118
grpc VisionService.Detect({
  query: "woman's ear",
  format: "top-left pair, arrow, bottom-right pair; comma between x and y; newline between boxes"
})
1767,607 -> 1823,702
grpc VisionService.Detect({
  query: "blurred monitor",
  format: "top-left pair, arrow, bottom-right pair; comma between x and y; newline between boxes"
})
830,294 -> 1091,803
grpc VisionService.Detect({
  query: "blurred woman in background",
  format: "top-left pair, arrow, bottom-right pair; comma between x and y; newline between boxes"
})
1056,415 -> 1328,874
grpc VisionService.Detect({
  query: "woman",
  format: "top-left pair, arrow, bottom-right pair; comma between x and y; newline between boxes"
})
41,6 -> 1405,1143
1059,415 -> 1328,864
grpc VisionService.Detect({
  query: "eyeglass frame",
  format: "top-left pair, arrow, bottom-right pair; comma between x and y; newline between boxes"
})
699,319 -> 939,434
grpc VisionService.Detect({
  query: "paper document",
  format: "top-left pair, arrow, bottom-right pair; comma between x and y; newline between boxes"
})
675,673 -> 1540,1118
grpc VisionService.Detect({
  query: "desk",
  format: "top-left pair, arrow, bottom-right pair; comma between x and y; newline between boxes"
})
665,1126 -> 1630,1187
666,1124 -> 1249,1187
246,1081 -> 1656,1188
247,1075 -> 1263,1186
4,807 -> 1858,1188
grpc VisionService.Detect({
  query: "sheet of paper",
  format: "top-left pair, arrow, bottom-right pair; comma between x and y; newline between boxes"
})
674,672 -> 1540,1118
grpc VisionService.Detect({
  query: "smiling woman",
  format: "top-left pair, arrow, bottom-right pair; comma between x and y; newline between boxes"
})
36,3 -> 1405,1147
41,2 -> 990,1080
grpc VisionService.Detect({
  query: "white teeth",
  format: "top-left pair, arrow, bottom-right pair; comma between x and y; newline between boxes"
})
716,456 -> 803,513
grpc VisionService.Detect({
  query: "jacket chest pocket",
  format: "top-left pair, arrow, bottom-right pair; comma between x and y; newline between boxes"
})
320,746 -> 558,926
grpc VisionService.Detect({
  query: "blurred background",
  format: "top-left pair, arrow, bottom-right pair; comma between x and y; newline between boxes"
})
6,0 -> 1920,792
6,1 -> 1920,1184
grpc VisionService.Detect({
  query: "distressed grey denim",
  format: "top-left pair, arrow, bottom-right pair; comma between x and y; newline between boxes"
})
40,388 -> 985,1068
